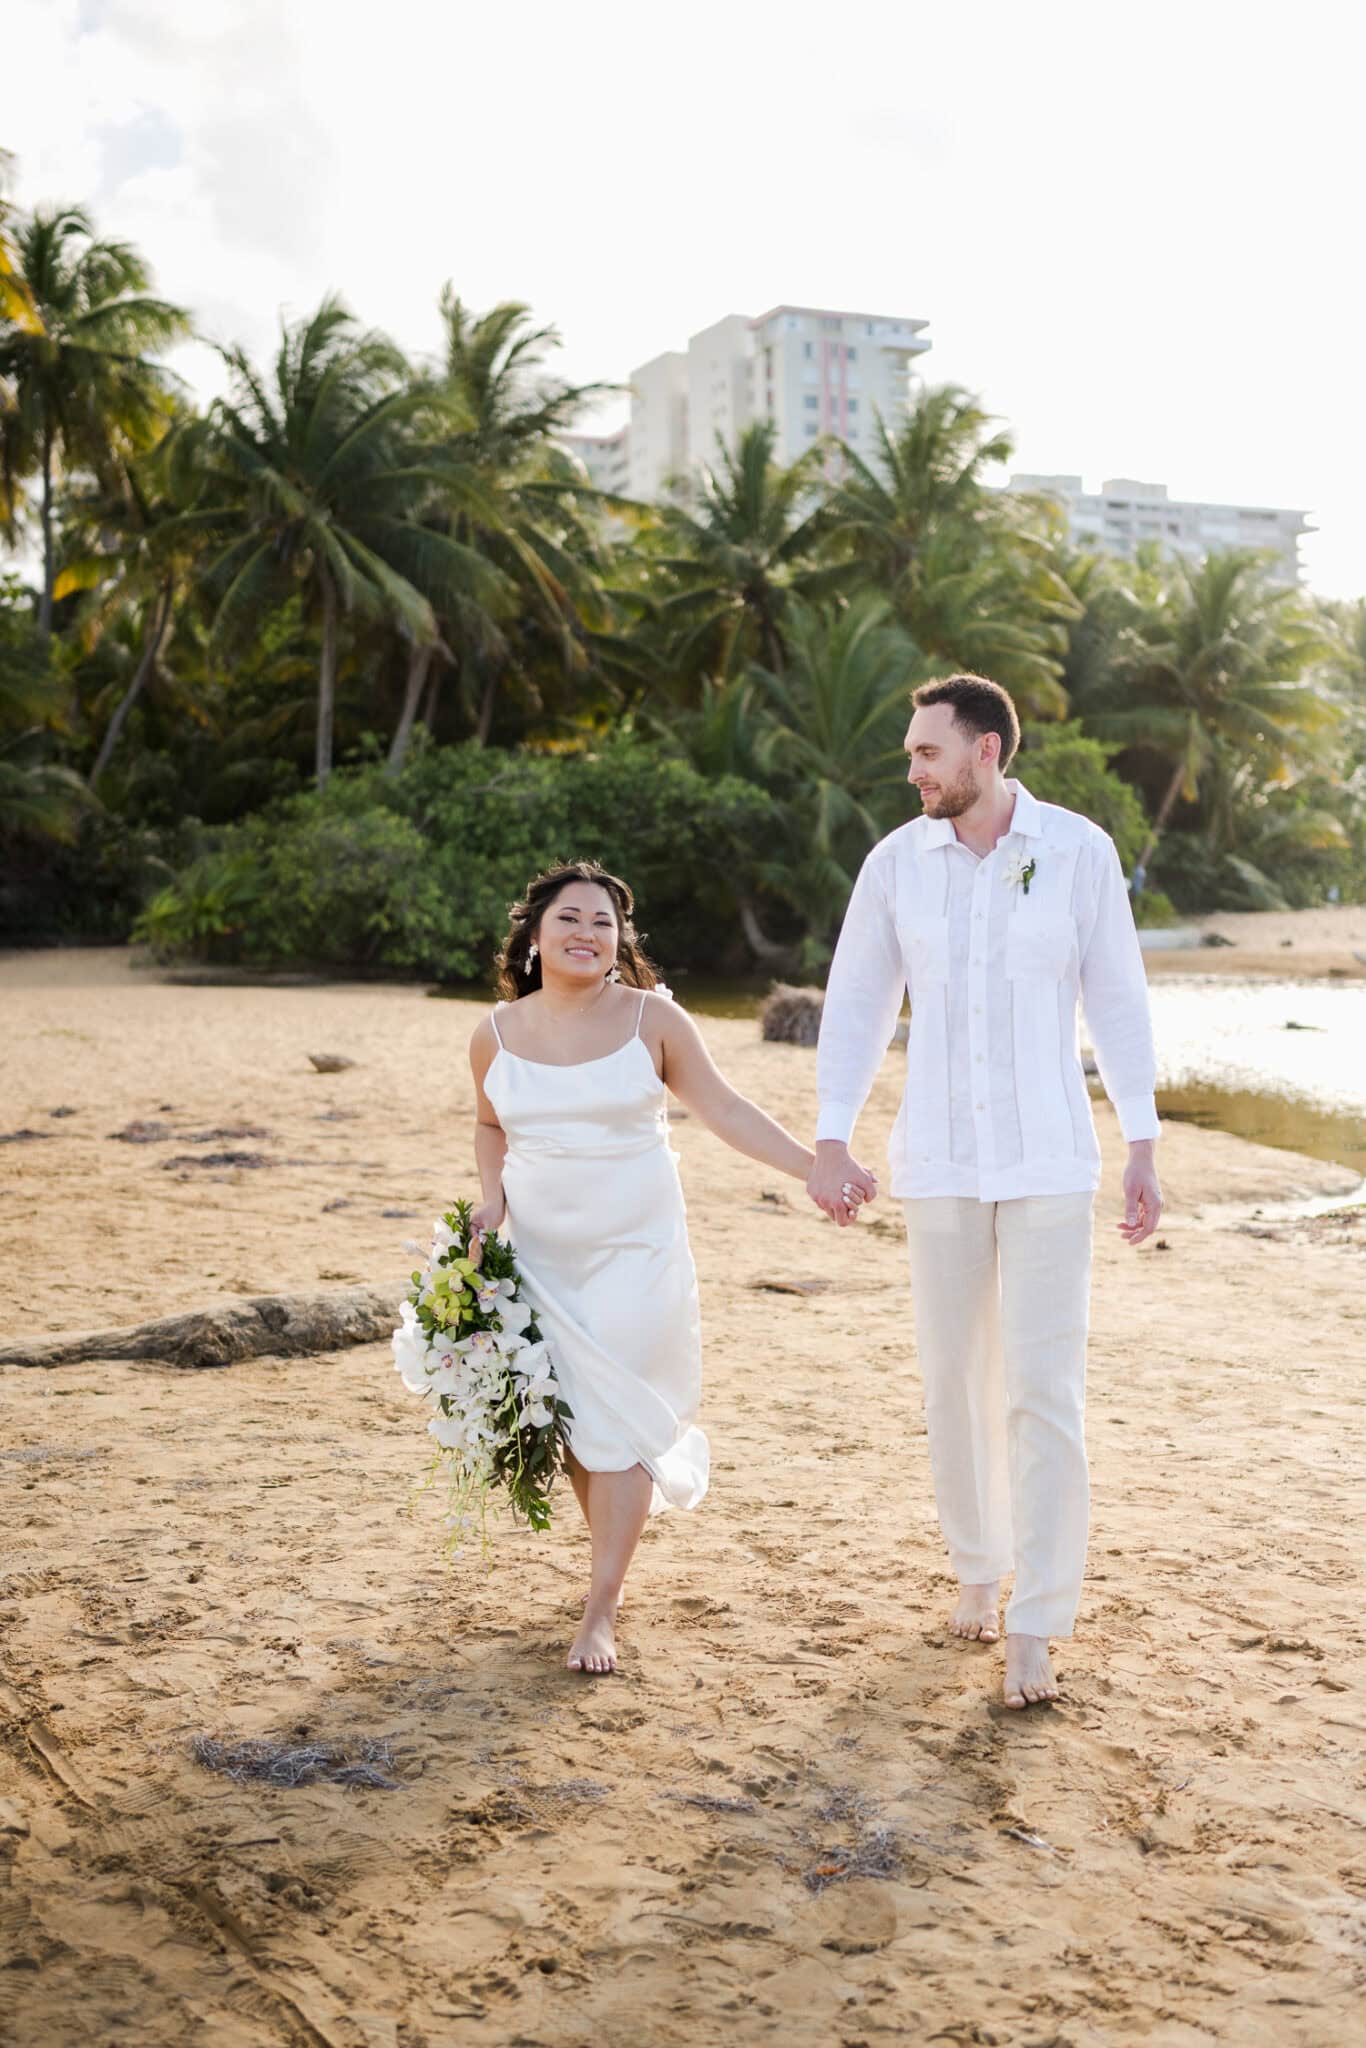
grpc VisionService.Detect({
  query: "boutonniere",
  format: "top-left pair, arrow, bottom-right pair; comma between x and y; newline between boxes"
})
1003,852 -> 1037,895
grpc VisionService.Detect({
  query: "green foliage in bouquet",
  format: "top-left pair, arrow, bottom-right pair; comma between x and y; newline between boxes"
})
394,1197 -> 573,1546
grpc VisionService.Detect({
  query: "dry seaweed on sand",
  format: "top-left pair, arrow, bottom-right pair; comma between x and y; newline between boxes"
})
759,983 -> 825,1046
800,1785 -> 907,1893
191,1733 -> 401,1789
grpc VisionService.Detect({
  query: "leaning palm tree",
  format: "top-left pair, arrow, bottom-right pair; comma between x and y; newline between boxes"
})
1083,551 -> 1335,873
178,297 -> 490,787
55,425 -> 220,788
0,204 -> 186,636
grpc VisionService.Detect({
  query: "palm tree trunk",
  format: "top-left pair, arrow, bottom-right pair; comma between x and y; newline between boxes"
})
1135,755 -> 1189,881
475,667 -> 498,746
89,581 -> 173,789
38,429 -> 55,639
737,896 -> 797,970
316,572 -> 339,790
386,642 -> 436,777
420,654 -> 444,731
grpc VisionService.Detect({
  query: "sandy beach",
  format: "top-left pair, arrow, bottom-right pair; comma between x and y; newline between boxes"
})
2,946 -> 1364,2048
1144,902 -> 1366,980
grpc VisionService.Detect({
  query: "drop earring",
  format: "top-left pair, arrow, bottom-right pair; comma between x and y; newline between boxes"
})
606,962 -> 621,983
524,943 -> 538,977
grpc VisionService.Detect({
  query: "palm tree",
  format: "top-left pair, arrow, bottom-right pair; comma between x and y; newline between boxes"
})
651,422 -> 837,683
0,204 -> 186,637
742,595 -> 919,954
1080,551 -> 1335,876
0,151 -> 39,340
383,292 -> 617,763
179,297 -> 487,788
55,428 -> 220,789
824,386 -> 1075,716
0,578 -> 91,841
825,385 -> 1013,581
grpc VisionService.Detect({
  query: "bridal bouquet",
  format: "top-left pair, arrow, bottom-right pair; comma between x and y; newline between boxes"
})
392,1198 -> 571,1552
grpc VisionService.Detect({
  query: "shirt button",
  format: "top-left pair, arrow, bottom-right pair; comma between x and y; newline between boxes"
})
975,1102 -> 985,1112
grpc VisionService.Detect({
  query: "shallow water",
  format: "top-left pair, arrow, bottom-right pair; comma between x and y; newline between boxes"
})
1148,979 -> 1365,1179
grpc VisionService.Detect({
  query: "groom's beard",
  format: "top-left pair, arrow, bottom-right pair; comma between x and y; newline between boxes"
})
920,768 -> 980,819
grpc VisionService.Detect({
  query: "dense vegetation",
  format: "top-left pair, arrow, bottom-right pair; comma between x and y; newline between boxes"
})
3,173 -> 1363,982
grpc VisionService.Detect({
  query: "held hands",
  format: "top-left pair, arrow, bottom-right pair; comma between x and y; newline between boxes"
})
807,1141 -> 879,1229
1118,1142 -> 1162,1247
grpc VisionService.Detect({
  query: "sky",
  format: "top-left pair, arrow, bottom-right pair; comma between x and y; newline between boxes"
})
8,0 -> 1365,597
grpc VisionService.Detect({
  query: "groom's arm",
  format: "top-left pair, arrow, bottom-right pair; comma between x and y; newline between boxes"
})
811,850 -> 904,1221
1078,833 -> 1162,1245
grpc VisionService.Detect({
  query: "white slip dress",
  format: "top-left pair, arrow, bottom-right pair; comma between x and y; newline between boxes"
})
484,992 -> 709,1515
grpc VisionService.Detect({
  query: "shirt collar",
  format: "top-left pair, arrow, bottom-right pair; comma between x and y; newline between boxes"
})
920,777 -> 1044,849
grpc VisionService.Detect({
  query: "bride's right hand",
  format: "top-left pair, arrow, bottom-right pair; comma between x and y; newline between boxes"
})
469,1194 -> 506,1259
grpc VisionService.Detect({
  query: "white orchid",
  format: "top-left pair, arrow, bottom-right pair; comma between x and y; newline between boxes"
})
496,1295 -> 533,1336
392,1200 -> 570,1555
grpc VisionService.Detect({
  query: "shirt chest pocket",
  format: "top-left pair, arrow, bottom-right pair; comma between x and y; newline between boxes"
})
900,914 -> 950,989
1005,912 -> 1075,981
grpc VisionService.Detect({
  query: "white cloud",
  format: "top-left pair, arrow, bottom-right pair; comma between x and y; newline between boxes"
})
8,0 -> 1364,595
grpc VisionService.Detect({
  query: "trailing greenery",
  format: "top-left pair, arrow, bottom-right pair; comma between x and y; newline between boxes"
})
2,180 -> 1363,974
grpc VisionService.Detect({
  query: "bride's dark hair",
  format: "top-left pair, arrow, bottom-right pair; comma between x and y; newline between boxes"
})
495,860 -> 660,1002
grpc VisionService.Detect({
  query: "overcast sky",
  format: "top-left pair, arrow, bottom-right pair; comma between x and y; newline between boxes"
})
9,0 -> 1364,596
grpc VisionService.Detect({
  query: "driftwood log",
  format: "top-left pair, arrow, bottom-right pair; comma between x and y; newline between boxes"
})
0,1286 -> 395,1371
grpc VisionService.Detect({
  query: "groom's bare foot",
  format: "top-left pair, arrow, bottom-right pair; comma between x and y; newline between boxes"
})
1004,1634 -> 1059,1708
950,1582 -> 1001,1643
567,1602 -> 618,1675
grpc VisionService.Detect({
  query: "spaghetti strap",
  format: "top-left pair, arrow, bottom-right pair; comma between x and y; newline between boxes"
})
634,991 -> 648,1038
490,1004 -> 505,1050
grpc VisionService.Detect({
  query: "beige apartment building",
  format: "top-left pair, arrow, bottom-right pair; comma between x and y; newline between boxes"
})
561,303 -> 932,502
1009,474 -> 1312,584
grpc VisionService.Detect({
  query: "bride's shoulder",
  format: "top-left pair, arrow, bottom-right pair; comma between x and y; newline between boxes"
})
470,1006 -> 507,1061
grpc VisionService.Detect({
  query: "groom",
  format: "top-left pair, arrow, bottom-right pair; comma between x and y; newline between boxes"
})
808,673 -> 1161,1709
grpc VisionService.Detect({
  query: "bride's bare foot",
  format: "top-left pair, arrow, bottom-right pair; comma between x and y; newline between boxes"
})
567,1601 -> 618,1675
1004,1633 -> 1059,1708
950,1581 -> 1001,1643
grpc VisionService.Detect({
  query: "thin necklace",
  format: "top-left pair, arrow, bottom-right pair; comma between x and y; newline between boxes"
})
537,976 -> 615,1023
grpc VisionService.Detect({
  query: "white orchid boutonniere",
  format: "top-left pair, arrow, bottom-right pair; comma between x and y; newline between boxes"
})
1003,851 -> 1038,896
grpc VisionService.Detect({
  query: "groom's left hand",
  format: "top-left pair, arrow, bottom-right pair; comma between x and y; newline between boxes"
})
1118,1141 -> 1162,1247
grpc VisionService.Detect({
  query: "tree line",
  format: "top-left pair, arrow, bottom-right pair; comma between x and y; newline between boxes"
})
3,176 -> 1363,977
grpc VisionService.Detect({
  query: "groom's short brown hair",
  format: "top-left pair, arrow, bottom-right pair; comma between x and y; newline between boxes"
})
911,673 -> 1021,772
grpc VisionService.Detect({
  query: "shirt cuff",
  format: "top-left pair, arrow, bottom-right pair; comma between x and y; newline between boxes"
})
1113,1094 -> 1160,1142
815,1101 -> 857,1145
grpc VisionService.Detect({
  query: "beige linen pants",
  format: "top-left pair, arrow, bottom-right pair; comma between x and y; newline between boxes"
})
903,1193 -> 1095,1640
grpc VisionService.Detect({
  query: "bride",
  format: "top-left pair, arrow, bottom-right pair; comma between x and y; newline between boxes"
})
469,860 -> 828,1674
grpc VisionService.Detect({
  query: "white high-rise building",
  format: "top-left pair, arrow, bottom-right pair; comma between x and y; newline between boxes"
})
561,304 -> 932,503
1008,474 -> 1312,585
557,425 -> 630,496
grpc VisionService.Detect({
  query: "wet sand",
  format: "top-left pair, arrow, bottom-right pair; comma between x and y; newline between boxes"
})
2,950 -> 1364,2047
1145,902 -> 1366,980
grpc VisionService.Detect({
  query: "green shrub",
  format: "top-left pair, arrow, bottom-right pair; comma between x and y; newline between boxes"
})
135,737 -> 779,979
1016,722 -> 1149,871
1131,888 -> 1179,927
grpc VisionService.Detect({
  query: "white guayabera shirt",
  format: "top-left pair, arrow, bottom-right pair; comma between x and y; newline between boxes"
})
816,782 -> 1159,1201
